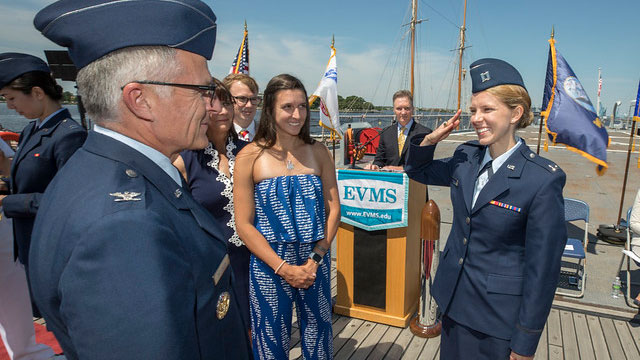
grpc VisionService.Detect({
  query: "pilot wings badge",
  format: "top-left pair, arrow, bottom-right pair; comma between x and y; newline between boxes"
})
109,191 -> 142,202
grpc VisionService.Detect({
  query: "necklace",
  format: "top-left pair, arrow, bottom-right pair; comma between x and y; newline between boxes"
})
286,159 -> 294,170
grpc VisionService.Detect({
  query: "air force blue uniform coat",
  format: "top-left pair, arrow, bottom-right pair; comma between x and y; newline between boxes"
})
29,132 -> 251,360
3,108 -> 86,265
405,137 -> 567,356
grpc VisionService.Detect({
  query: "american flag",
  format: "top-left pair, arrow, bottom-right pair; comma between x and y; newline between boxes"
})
229,22 -> 249,75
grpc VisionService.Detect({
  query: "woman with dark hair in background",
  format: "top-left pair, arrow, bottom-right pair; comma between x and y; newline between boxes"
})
234,74 -> 340,359
0,52 -> 86,358
173,78 -> 252,328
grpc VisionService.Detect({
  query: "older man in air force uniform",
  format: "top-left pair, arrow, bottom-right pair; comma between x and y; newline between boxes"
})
27,1 -> 251,359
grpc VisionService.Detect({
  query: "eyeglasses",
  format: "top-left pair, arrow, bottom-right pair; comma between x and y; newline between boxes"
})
232,95 -> 262,106
121,80 -> 216,104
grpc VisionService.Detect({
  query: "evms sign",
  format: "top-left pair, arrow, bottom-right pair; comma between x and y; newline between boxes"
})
337,169 -> 408,231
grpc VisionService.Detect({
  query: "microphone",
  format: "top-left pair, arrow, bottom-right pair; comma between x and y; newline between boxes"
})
349,123 -> 398,169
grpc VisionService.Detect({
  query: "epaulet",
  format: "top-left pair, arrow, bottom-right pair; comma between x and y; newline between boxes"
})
60,118 -> 83,131
522,148 -> 562,174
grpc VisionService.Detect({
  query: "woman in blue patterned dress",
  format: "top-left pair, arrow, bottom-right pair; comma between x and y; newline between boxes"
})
173,78 -> 251,327
234,74 -> 340,359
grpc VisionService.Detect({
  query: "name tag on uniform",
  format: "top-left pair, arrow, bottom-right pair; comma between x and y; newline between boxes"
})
212,254 -> 230,286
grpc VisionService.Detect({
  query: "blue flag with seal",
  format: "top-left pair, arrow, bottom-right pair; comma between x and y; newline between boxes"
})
337,169 -> 408,231
541,35 -> 610,175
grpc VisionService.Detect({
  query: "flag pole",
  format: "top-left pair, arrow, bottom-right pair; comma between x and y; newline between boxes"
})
537,27 -> 554,155
331,35 -> 336,162
615,80 -> 640,227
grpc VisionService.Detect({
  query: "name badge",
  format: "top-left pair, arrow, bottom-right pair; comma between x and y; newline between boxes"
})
212,254 -> 230,286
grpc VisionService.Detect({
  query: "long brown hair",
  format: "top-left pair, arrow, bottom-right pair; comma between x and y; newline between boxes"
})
254,74 -> 314,148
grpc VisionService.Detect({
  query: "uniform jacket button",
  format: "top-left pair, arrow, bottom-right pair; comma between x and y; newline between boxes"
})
458,258 -> 464,265
463,237 -> 468,245
465,217 -> 470,224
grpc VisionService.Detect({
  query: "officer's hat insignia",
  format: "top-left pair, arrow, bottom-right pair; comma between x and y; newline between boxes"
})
109,191 -> 142,202
216,291 -> 231,320
480,71 -> 491,83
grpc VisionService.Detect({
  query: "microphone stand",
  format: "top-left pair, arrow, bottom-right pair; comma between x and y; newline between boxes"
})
350,123 -> 396,169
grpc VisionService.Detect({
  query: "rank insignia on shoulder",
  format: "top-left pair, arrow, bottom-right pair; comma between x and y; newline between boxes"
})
547,164 -> 558,172
109,191 -> 142,202
490,200 -> 521,213
507,164 -> 515,170
216,291 -> 231,320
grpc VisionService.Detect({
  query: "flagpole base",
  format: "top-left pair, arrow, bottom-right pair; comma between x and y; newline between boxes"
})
409,316 -> 441,338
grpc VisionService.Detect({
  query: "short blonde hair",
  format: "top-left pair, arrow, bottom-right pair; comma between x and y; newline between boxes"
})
223,73 -> 258,94
485,84 -> 534,129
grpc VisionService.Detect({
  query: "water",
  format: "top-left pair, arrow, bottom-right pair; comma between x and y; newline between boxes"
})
0,103 -> 81,132
0,102 -> 469,134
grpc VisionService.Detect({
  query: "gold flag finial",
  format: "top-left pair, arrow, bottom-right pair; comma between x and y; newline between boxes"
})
551,26 -> 555,39
331,34 -> 335,47
244,20 -> 247,32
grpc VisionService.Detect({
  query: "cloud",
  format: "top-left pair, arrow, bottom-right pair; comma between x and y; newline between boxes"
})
210,23 -> 464,108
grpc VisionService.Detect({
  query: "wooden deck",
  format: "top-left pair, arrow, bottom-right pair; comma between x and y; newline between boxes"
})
288,262 -> 640,359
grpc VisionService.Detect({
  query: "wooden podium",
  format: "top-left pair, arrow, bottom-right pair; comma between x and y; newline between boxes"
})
334,173 -> 426,328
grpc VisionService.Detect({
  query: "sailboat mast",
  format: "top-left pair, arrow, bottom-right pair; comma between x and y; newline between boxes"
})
410,0 -> 417,97
456,0 -> 468,110
597,67 -> 602,116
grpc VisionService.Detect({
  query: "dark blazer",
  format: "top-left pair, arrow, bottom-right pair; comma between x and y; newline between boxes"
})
405,137 -> 567,356
3,108 -> 86,265
28,131 -> 251,360
372,120 -> 430,167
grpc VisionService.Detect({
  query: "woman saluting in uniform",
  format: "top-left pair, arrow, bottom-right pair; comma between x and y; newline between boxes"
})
405,58 -> 567,360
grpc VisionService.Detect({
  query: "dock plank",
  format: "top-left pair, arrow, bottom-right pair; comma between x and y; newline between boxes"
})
614,319 -> 640,359
383,325 -> 414,359
366,326 -> 402,360
560,310 -> 579,359
586,315 -> 610,360
547,308 -> 563,346
333,318 -> 364,356
418,337 -> 440,360
573,312 -> 595,360
548,344 -> 564,360
401,335 -> 428,360
535,323 -> 548,360
600,317 -> 625,359
334,321 -> 375,359
348,323 -> 389,360
625,321 -> 640,356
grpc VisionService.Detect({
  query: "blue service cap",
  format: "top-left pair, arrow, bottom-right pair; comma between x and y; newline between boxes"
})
470,58 -> 525,93
0,53 -> 50,89
34,0 -> 217,69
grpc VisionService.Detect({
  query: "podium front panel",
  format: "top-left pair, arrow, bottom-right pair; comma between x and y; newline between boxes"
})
353,227 -> 386,309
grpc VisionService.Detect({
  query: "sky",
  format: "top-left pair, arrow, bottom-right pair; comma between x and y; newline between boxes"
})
1,0 -> 639,116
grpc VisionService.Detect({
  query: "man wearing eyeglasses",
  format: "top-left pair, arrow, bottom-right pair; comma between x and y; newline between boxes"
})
26,1 -> 251,359
223,74 -> 260,142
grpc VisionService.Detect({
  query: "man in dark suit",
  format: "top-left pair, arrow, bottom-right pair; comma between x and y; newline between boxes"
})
27,1 -> 251,359
367,90 -> 431,170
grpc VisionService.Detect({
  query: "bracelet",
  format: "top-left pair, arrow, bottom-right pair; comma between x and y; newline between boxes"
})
274,259 -> 287,275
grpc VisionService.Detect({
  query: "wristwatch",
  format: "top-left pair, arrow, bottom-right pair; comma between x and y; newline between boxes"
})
309,251 -> 323,265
